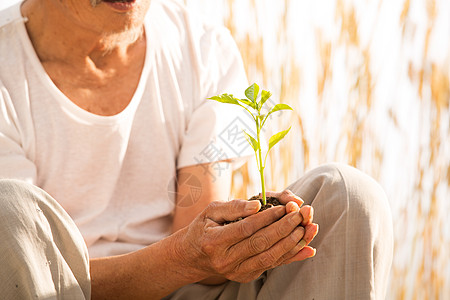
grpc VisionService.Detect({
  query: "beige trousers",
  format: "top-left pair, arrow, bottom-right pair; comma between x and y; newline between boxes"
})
0,178 -> 91,299
0,164 -> 393,299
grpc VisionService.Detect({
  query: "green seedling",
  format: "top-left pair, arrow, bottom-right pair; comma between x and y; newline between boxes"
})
208,83 -> 293,205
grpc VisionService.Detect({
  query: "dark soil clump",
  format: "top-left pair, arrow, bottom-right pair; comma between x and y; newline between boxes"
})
249,195 -> 281,212
225,195 -> 282,224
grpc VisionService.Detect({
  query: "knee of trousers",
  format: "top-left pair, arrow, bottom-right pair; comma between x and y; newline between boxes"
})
287,163 -> 393,239
269,165 -> 393,299
0,179 -> 83,256
0,178 -> 87,252
0,179 -> 53,253
0,179 -> 91,299
0,179 -> 41,225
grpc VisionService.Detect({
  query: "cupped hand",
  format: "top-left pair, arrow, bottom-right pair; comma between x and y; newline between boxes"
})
180,197 -> 318,283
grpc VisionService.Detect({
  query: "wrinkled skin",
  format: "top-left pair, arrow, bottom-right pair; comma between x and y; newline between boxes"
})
178,190 -> 319,283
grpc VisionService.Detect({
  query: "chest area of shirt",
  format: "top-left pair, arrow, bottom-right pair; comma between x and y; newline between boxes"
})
41,59 -> 145,117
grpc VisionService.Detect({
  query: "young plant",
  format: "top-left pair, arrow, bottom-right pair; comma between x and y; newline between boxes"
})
208,83 -> 293,205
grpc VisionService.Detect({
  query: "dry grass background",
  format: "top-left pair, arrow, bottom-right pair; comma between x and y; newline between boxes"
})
185,0 -> 450,298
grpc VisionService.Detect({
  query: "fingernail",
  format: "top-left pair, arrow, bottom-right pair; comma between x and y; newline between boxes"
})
246,201 -> 260,212
298,239 -> 307,250
295,195 -> 304,205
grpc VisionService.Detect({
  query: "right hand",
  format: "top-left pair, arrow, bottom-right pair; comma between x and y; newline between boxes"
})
178,199 -> 318,283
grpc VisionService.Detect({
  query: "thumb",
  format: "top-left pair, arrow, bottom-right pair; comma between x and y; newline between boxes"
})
204,200 -> 261,223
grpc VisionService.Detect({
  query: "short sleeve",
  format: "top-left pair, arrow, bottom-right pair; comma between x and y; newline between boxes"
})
0,84 -> 37,183
177,26 -> 256,169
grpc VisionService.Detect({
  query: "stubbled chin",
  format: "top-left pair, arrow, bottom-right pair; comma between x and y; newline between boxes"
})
99,23 -> 144,53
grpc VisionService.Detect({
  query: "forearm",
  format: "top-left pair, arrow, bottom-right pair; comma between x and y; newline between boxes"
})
90,228 -> 204,299
171,163 -> 232,286
172,163 -> 232,233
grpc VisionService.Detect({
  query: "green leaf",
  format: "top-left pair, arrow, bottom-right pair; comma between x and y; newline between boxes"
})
258,90 -> 272,108
243,131 -> 259,152
245,83 -> 260,104
267,103 -> 293,117
208,94 -> 240,106
238,98 -> 257,110
262,103 -> 293,127
268,127 -> 291,152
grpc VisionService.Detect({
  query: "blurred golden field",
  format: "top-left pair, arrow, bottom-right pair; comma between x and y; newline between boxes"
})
185,0 -> 450,298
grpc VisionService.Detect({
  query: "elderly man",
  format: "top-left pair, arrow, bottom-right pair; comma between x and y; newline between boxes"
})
0,0 -> 393,299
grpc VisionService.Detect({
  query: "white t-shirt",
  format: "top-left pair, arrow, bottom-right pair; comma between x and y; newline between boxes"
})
0,1 -> 253,257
